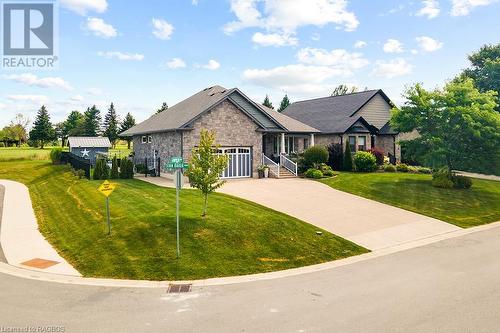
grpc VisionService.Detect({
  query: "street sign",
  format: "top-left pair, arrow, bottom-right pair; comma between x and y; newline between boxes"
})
165,157 -> 189,171
97,180 -> 116,197
97,180 -> 116,235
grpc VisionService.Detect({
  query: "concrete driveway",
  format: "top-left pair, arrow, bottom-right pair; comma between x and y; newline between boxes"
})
219,178 -> 460,250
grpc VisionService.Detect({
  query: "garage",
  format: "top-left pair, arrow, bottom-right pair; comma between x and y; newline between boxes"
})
218,147 -> 252,178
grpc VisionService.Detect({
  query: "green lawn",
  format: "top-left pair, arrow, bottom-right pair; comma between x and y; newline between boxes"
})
0,159 -> 366,280
321,172 -> 500,228
0,147 -> 53,161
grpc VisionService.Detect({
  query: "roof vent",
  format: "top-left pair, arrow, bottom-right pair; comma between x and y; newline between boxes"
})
220,90 -> 226,94
209,92 -> 216,96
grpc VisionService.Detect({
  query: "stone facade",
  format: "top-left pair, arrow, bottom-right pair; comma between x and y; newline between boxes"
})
182,100 -> 263,176
132,131 -> 182,172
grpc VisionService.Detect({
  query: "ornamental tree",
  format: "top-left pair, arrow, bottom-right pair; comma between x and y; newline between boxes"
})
391,79 -> 500,174
185,129 -> 229,217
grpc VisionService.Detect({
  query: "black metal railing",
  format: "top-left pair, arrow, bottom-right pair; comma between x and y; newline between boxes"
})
61,152 -> 91,179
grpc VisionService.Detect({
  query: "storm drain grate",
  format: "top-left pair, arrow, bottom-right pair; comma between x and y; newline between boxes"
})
167,284 -> 192,293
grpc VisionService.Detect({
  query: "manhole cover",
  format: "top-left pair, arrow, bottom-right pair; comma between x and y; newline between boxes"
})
167,284 -> 192,293
21,258 -> 59,269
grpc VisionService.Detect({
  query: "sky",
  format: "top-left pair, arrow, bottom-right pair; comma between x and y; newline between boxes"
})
1,0 -> 499,127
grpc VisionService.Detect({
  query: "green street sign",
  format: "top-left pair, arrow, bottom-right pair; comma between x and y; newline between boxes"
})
165,157 -> 189,171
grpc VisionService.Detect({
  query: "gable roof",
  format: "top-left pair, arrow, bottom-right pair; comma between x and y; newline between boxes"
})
121,85 -> 318,136
282,90 -> 393,134
68,136 -> 111,148
259,104 -> 320,133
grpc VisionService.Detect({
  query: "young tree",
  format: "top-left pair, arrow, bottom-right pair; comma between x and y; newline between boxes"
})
277,94 -> 291,113
262,95 -> 274,109
119,112 -> 136,149
331,84 -> 358,96
343,143 -> 353,171
156,102 -> 168,114
461,43 -> 500,111
29,106 -> 55,148
103,102 -> 120,147
185,129 -> 229,217
83,105 -> 101,136
391,79 -> 500,174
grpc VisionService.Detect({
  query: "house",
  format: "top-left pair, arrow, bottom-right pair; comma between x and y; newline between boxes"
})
68,136 -> 111,165
282,90 -> 403,161
122,86 -> 404,179
121,86 -> 319,178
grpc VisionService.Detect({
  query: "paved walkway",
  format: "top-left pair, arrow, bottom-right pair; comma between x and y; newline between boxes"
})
218,178 -> 460,250
0,185 -> 6,263
0,180 -> 80,276
454,170 -> 500,181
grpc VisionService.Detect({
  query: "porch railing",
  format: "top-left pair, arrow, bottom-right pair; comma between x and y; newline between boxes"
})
280,154 -> 298,176
262,154 -> 279,178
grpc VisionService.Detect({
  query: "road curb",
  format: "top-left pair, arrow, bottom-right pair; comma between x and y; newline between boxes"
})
1,220 -> 499,289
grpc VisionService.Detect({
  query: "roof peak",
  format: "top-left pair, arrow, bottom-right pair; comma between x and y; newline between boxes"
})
291,89 -> 380,105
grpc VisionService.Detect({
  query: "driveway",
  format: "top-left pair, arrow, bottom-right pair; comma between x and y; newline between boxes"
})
219,178 -> 460,250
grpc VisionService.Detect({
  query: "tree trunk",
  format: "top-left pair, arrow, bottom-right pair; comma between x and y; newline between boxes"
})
127,140 -> 131,149
202,194 -> 208,217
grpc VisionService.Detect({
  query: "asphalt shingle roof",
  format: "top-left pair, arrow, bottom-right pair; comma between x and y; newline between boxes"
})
259,104 -> 320,133
282,90 -> 383,134
68,136 -> 111,148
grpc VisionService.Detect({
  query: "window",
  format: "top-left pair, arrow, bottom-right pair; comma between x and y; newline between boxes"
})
284,136 -> 295,154
358,136 -> 366,151
273,136 -> 280,154
147,136 -> 152,143
348,136 -> 356,152
304,138 -> 309,150
141,136 -> 147,144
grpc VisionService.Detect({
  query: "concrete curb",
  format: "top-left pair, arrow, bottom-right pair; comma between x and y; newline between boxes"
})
1,220 -> 499,289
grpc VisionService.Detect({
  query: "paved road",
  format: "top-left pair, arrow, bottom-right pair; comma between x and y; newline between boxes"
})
219,178 -> 459,250
2,225 -> 500,332
0,185 -> 5,263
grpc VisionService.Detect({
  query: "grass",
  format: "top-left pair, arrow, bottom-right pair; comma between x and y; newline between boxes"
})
0,147 -> 53,161
0,159 -> 367,280
320,172 -> 500,228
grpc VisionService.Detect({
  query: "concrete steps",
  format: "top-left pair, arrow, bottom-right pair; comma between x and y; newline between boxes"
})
270,167 -> 297,179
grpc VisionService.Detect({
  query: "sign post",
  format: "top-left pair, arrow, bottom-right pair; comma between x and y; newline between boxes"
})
97,180 -> 116,235
165,157 -> 189,258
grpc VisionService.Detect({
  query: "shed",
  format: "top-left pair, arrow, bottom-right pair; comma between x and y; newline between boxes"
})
68,137 -> 111,165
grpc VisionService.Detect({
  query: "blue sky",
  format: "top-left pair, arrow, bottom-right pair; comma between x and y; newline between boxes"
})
1,0 -> 499,127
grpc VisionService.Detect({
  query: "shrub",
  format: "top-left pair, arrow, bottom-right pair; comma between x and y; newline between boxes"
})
367,147 -> 384,165
110,156 -> 119,179
353,151 -> 377,172
49,147 -> 62,164
75,169 -> 86,179
305,168 -> 323,179
303,146 -> 329,169
93,158 -> 110,180
323,169 -> 335,177
0,142 -> 4,147
343,143 -> 353,171
384,164 -> 396,172
396,163 -> 409,172
327,143 -> 343,171
319,163 -> 333,173
408,165 -> 419,173
417,166 -> 432,174
120,159 -> 134,179
452,175 -> 472,189
135,163 -> 147,174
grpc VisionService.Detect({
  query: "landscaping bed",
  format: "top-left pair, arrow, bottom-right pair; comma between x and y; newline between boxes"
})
0,159 -> 367,280
321,172 -> 500,228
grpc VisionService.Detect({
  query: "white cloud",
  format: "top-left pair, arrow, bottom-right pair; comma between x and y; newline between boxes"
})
451,0 -> 495,16
311,33 -> 321,41
61,0 -> 107,15
152,18 -> 174,40
85,17 -> 117,38
192,0 -> 198,4
7,95 -> 49,104
0,103 -> 6,109
224,0 -> 359,35
252,32 -> 298,47
416,0 -> 440,19
416,36 -> 443,52
296,48 -> 369,73
71,95 -> 84,102
383,39 -> 404,53
372,58 -> 413,78
3,73 -> 73,91
86,87 -> 103,95
97,51 -> 144,61
203,59 -> 221,70
166,58 -> 187,69
354,40 -> 367,48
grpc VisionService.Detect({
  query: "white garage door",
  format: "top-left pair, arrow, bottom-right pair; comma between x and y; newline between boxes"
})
218,147 -> 252,178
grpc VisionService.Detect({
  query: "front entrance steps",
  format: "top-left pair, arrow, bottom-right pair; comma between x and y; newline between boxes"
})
269,167 -> 297,179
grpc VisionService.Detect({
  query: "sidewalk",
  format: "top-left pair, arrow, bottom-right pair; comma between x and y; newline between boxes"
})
0,180 -> 81,276
454,170 -> 500,181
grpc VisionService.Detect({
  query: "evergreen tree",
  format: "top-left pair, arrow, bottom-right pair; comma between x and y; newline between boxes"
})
83,105 -> 101,136
29,105 -> 55,148
103,102 -> 120,147
262,95 -> 274,109
277,94 -> 291,113
343,143 -> 353,171
156,102 -> 168,114
331,84 -> 358,96
110,156 -> 119,179
63,111 -> 84,145
119,112 -> 136,149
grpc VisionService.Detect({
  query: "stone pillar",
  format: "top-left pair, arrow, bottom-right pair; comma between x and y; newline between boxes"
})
310,133 -> 315,147
280,133 -> 286,154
